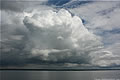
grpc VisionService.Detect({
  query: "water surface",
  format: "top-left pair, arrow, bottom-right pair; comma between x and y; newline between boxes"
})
1,71 -> 120,80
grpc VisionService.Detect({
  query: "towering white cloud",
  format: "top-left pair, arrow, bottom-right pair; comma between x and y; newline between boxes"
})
23,9 -> 120,67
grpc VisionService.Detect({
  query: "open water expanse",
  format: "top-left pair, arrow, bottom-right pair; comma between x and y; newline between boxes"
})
0,70 -> 120,80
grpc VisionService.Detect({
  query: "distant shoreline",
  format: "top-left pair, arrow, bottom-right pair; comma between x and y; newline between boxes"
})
0,69 -> 120,71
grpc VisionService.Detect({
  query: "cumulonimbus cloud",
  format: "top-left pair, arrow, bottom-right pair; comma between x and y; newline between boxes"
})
23,9 -> 120,67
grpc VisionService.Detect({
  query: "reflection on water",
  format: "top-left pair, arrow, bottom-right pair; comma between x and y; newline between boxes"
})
0,71 -> 120,80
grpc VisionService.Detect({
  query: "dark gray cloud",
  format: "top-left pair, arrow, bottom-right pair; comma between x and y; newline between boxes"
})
0,9 -> 29,67
1,1 -> 25,12
1,1 -> 47,12
0,29 -> 28,67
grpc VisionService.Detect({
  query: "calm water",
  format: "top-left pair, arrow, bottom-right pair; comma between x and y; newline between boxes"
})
0,71 -> 120,80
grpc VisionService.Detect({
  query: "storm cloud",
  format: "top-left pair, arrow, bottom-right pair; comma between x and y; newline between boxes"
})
23,9 -> 120,67
1,1 -> 120,69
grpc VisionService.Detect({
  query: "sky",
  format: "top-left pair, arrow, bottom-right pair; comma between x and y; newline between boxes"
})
0,0 -> 120,69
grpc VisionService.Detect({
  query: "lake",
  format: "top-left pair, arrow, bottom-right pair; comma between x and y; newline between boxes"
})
0,71 -> 120,80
